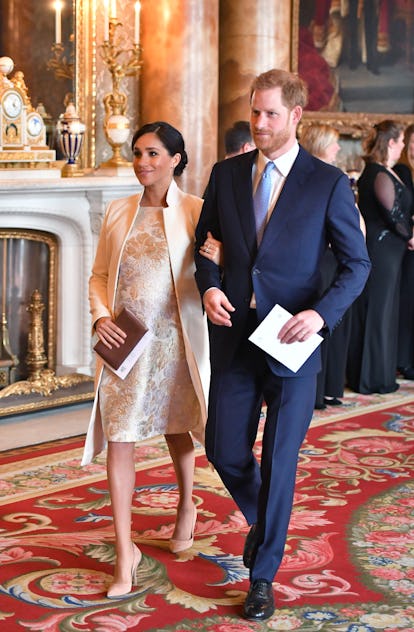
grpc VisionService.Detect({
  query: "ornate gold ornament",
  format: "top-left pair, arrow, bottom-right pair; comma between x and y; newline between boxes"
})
0,289 -> 91,399
0,57 -> 55,168
99,2 -> 142,168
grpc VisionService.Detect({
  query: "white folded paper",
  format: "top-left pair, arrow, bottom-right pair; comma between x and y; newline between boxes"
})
109,331 -> 153,379
248,304 -> 323,372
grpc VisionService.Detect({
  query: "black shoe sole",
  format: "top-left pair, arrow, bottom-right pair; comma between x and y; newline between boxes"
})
243,610 -> 275,621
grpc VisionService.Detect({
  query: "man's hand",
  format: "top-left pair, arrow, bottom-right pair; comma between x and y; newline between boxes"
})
278,309 -> 324,344
203,288 -> 235,327
95,316 -> 127,349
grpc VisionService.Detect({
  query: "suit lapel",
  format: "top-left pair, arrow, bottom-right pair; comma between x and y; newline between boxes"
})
233,151 -> 258,254
259,147 -> 315,251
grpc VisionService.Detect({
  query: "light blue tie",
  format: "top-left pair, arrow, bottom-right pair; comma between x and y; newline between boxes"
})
253,161 -> 275,245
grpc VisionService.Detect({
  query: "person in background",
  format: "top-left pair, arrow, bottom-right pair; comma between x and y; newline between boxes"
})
195,68 -> 370,622
300,123 -> 365,409
395,124 -> 414,182
81,122 -> 210,599
224,120 -> 255,158
394,124 -> 414,380
201,122 -> 256,264
299,123 -> 341,165
347,120 -> 414,394
347,0 -> 380,74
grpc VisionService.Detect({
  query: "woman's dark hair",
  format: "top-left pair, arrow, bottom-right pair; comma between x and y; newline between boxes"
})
398,123 -> 414,171
131,121 -> 188,175
362,119 -> 405,165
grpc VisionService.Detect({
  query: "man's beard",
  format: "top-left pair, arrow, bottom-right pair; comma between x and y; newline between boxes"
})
253,124 -> 291,156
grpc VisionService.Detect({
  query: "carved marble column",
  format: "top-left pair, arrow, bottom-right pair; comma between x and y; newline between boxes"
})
219,0 -> 292,158
140,0 -> 219,196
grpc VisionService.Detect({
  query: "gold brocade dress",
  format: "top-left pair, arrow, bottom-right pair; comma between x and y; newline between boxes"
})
99,206 -> 201,442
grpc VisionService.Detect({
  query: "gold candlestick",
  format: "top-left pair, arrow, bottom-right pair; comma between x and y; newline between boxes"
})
99,17 -> 143,168
0,289 -> 92,399
25,289 -> 48,381
47,40 -> 74,81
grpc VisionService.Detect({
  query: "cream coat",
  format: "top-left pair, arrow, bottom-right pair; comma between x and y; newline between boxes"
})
81,180 -> 209,465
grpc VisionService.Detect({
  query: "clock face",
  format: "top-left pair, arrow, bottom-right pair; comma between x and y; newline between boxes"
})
27,112 -> 44,138
2,90 -> 23,119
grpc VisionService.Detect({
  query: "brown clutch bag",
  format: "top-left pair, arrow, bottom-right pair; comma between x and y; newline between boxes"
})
93,307 -> 152,377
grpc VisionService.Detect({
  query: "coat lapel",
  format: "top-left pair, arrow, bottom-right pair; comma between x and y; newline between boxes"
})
233,151 -> 258,254
106,193 -> 141,311
259,147 -> 315,251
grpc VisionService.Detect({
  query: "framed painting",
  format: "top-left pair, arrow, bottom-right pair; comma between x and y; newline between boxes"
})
291,0 -> 414,138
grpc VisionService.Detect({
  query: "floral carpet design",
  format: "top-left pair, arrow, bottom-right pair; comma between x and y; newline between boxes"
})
0,383 -> 413,631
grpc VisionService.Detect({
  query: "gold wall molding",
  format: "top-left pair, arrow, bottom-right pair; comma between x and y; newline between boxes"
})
0,229 -> 58,371
75,0 -> 96,169
299,111 -> 413,140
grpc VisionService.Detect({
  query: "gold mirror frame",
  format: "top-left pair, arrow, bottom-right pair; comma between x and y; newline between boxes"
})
291,0 -> 413,138
0,229 -> 58,371
75,0 -> 97,168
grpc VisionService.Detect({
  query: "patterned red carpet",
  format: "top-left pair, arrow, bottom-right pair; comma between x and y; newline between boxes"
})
1,383 -> 414,631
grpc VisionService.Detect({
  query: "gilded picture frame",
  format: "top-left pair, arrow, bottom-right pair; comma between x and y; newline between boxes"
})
75,0 -> 96,169
291,0 -> 414,138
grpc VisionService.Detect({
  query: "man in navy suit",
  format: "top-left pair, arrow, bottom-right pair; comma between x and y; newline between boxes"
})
195,68 -> 370,621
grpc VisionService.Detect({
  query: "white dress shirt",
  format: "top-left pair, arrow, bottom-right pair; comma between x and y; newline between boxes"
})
252,141 -> 300,225
250,142 -> 300,308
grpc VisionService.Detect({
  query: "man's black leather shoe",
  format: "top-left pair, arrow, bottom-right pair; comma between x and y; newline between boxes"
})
243,524 -> 258,568
243,579 -> 275,621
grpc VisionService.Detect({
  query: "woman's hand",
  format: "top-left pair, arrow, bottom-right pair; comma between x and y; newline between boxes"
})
199,231 -> 223,266
95,316 -> 127,349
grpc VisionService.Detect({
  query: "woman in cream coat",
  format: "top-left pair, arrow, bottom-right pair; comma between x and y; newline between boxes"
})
82,122 -> 211,599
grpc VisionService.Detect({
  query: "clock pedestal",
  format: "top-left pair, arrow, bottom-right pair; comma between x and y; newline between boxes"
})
0,149 -> 57,169
0,56 -> 56,169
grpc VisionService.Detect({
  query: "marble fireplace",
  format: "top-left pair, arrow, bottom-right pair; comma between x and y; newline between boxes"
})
0,173 -> 139,382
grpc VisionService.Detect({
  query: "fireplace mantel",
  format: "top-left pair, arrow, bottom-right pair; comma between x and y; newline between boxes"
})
0,173 -> 141,377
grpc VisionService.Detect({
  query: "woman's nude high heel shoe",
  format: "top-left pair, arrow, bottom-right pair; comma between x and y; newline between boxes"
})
107,542 -> 142,599
169,505 -> 197,553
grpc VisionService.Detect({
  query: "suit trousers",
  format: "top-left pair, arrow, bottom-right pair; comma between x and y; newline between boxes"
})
206,311 -> 316,582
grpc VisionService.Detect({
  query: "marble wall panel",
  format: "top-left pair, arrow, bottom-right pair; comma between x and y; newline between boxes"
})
140,0 -> 219,196
219,0 -> 292,157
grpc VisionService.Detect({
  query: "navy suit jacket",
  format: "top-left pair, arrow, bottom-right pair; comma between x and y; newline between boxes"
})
195,147 -> 371,376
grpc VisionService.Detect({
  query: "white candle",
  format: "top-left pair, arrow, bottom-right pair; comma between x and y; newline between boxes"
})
54,1 -> 62,44
134,2 -> 140,44
103,0 -> 109,41
110,0 -> 117,19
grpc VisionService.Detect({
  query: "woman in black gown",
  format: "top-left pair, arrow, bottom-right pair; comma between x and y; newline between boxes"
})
300,123 -> 364,409
347,120 -> 414,394
394,124 -> 414,379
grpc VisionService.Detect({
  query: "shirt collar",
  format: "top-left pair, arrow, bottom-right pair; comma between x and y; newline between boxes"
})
257,141 -> 299,178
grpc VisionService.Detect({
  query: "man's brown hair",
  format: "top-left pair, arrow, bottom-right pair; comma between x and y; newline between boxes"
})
250,68 -> 308,110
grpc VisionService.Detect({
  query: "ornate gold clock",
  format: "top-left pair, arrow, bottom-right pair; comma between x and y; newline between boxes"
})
3,90 -> 23,119
0,56 -> 55,167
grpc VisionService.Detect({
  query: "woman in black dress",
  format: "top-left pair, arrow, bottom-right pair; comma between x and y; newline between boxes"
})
394,124 -> 414,379
347,120 -> 414,394
300,123 -> 364,409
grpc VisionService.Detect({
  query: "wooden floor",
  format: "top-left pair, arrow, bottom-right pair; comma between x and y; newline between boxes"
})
0,402 -> 92,451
